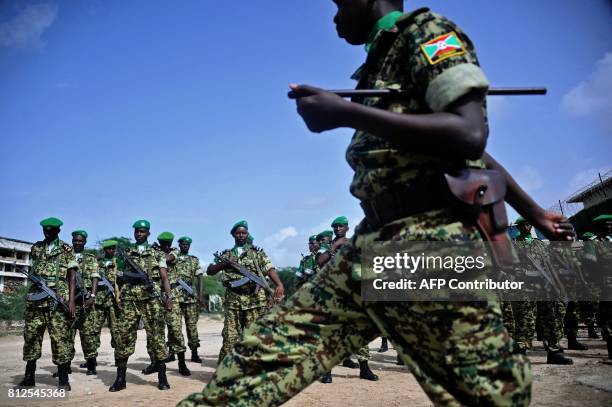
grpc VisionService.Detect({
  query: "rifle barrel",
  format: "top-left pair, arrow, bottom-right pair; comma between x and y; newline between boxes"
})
327,87 -> 547,98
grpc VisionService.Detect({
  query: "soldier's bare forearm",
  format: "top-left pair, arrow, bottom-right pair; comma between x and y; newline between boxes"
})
207,263 -> 225,275
91,277 -> 98,296
159,268 -> 172,295
267,269 -> 284,289
68,268 -> 76,304
342,90 -> 487,160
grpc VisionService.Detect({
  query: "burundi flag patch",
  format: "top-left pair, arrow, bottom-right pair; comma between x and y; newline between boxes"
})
420,32 -> 465,65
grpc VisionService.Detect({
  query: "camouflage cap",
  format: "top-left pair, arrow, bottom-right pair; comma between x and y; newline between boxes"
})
331,216 -> 349,226
102,239 -> 118,249
132,219 -> 151,229
593,214 -> 612,222
231,220 -> 248,234
309,235 -> 318,242
40,217 -> 63,228
71,230 -> 88,238
157,231 -> 174,241
316,230 -> 334,241
178,236 -> 192,244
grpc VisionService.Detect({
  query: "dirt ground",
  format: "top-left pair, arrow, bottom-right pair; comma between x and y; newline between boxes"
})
0,316 -> 611,406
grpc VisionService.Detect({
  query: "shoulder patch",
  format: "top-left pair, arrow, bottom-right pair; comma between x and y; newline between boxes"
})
420,31 -> 465,65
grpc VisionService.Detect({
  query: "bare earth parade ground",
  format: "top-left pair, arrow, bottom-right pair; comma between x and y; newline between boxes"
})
0,316 -> 611,407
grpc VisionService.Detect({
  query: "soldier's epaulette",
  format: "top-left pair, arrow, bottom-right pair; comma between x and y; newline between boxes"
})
395,7 -> 430,29
34,240 -> 45,247
189,254 -> 199,260
61,242 -> 73,252
250,245 -> 263,253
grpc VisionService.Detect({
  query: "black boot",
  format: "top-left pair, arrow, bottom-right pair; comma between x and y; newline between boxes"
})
18,361 -> 36,387
57,363 -> 71,391
79,361 -> 87,369
109,366 -> 127,392
607,339 -> 612,360
359,361 -> 379,381
588,325 -> 599,339
165,353 -> 176,363
319,372 -> 332,384
52,365 -> 71,378
141,357 -> 158,375
342,358 -> 359,369
190,347 -> 202,363
157,361 -> 170,390
378,337 -> 389,353
86,358 -> 97,375
396,355 -> 405,366
567,336 -> 588,350
177,352 -> 191,376
547,351 -> 573,365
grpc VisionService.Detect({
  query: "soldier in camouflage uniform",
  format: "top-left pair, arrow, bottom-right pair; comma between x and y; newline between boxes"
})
512,218 -> 573,364
143,232 -> 190,376
207,220 -> 285,363
18,217 -> 77,391
91,240 -> 121,363
69,230 -> 101,376
317,216 -> 378,383
295,235 -> 320,288
108,219 -> 174,392
175,236 -> 205,363
179,2 -> 534,405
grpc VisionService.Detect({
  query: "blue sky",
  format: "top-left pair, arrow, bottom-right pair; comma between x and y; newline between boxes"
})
1,0 -> 610,266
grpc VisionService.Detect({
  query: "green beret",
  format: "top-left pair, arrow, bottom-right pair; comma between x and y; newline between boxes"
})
178,236 -> 192,244
102,239 -> 118,249
247,235 -> 254,243
157,231 -> 174,241
581,232 -> 595,239
331,216 -> 349,227
231,220 -> 248,234
71,230 -> 88,238
593,214 -> 612,222
40,217 -> 63,228
132,219 -> 151,229
316,230 -> 334,240
309,235 -> 318,242
515,216 -> 528,225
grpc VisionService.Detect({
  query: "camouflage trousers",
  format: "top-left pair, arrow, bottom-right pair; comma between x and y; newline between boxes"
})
501,301 -> 515,338
180,302 -> 201,349
537,301 -> 565,353
179,214 -> 531,407
511,301 -> 536,352
157,302 -> 187,355
69,304 -> 100,360
23,304 -> 73,365
114,297 -> 168,366
355,346 -> 370,362
218,306 -> 266,364
92,303 -> 121,351
599,301 -> 612,342
563,301 -> 581,337
579,301 -> 599,327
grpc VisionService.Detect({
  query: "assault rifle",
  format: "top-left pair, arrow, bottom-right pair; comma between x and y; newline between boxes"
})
116,247 -> 164,303
97,270 -> 118,304
176,278 -> 196,298
17,265 -> 71,314
213,252 -> 274,296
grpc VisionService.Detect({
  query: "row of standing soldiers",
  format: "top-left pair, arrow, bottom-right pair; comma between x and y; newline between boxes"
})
18,217 -> 205,391
501,214 -> 612,364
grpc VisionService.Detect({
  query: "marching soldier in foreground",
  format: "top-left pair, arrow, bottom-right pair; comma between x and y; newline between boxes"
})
109,219 -> 174,392
18,217 -> 77,391
207,220 -> 285,363
69,230 -> 101,375
175,236 -> 205,363
91,239 -> 122,362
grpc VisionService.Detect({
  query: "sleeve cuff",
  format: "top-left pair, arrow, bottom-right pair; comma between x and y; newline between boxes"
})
425,63 -> 489,112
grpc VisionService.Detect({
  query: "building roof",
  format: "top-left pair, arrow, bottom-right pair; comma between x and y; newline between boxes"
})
0,236 -> 34,252
567,170 -> 612,203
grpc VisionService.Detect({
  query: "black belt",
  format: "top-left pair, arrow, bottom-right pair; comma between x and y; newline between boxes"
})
360,182 -> 447,230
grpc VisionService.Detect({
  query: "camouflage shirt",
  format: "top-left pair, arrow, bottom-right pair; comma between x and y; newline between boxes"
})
296,253 -> 319,287
74,252 -> 100,289
120,242 -> 167,301
175,252 -> 202,304
96,255 -> 119,306
29,238 -> 78,306
346,8 -> 488,217
215,244 -> 273,310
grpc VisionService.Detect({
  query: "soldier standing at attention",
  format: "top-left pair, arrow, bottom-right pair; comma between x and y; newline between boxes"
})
207,220 -> 285,363
69,230 -> 101,376
18,217 -> 77,391
91,240 -> 121,364
179,1 -> 572,405
175,236 -> 206,363
295,235 -> 320,288
317,216 -> 378,383
109,220 -> 173,392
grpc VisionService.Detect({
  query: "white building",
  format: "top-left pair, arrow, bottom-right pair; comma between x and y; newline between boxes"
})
0,236 -> 33,293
